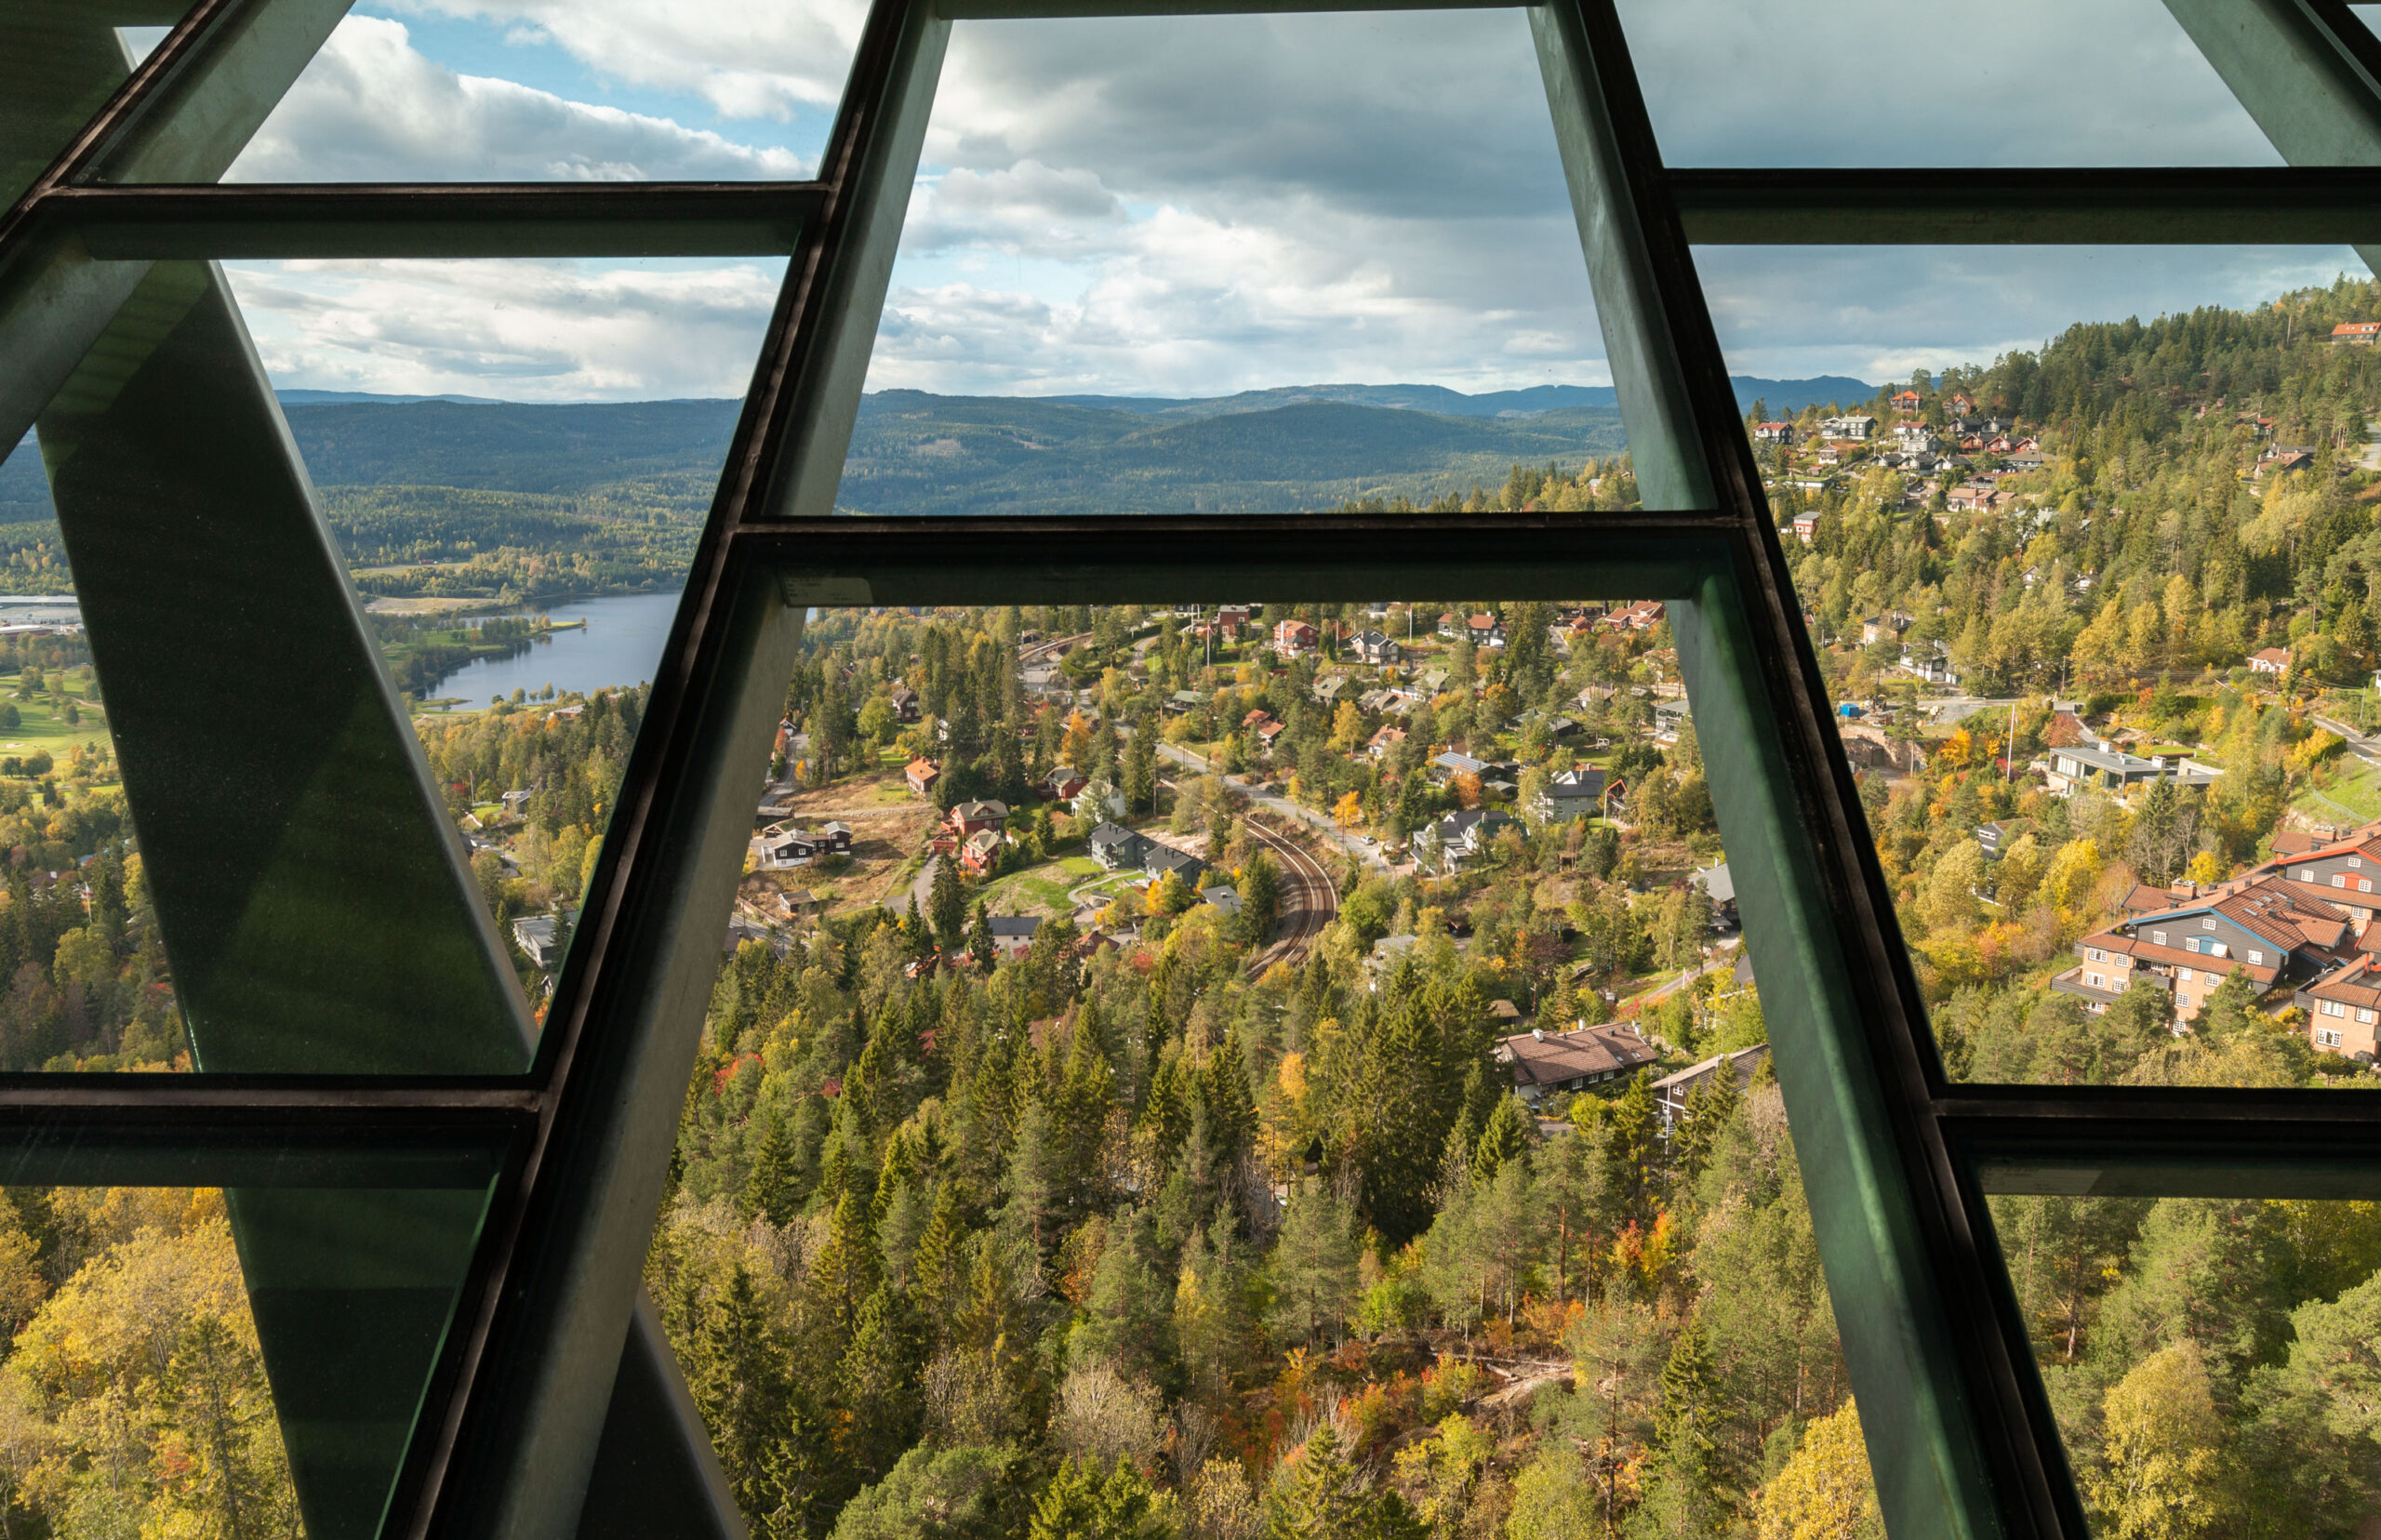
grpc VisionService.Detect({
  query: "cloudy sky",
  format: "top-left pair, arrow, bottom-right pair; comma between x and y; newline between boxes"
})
205,0 -> 2367,402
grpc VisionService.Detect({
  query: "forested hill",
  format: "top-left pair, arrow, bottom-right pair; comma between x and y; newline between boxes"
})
1788,272 -> 2381,705
834,394 -> 1629,514
0,374 -> 1878,523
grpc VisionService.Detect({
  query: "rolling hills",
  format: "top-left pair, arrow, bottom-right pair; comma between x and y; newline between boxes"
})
0,371 -> 1877,551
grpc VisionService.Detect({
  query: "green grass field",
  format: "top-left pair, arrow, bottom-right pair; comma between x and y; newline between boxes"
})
2297,757 -> 2381,825
0,670 -> 113,760
978,855 -> 1127,917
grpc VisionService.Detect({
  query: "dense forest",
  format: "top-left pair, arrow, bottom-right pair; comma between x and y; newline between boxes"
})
655,893 -> 1834,1540
638,598 -> 1839,1540
1787,274 -> 2381,699
14,269 -> 2381,1539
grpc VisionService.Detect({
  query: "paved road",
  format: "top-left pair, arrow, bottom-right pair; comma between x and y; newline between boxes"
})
906,854 -> 939,914
2314,714 -> 2381,770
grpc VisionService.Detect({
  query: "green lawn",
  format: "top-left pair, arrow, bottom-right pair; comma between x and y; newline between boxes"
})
978,856 -> 1129,917
0,672 -> 114,759
2297,757 -> 2381,824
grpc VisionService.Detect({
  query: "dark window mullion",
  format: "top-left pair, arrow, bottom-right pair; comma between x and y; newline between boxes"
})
1537,4 -> 2054,1537
1669,165 -> 2381,244
35,181 -> 827,260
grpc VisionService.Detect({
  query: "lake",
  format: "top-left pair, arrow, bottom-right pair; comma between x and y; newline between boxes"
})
432,591 -> 684,703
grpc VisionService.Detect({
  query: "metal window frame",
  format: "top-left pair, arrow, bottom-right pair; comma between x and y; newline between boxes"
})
8,1 -> 2381,1538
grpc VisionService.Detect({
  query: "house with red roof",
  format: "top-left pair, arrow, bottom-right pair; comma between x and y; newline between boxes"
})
2055,872 -> 2355,1025
2248,821 -> 2381,932
2296,953 -> 2381,1059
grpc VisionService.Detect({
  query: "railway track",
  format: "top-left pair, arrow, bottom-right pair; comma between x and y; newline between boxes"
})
1244,812 -> 1337,971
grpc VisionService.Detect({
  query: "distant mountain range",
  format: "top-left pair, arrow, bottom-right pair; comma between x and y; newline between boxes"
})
0,373 -> 1881,523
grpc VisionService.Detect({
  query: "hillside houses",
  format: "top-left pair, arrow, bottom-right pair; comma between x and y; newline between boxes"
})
2055,872 -> 2353,1025
1436,612 -> 1506,649
2043,742 -> 2220,803
1531,765 -> 1608,824
1272,618 -> 1318,658
1652,1044 -> 1769,1129
1087,822 -> 1208,888
1415,808 -> 1518,871
1497,1021 -> 1659,1104
2248,822 -> 2381,930
750,820 -> 853,870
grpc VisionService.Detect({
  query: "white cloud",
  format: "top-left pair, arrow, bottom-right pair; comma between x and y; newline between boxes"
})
222,259 -> 785,400
228,17 -> 809,181
1615,0 -> 2280,167
1694,246 -> 2364,380
208,0 -> 2359,402
860,10 -> 1605,395
382,0 -> 867,121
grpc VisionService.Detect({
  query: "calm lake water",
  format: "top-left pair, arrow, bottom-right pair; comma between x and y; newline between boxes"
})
433,591 -> 684,703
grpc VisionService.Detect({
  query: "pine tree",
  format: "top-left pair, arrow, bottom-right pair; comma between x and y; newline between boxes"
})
968,899 -> 996,973
1471,1094 -> 1535,1186
1267,1424 -> 1426,1540
930,852 -> 968,950
1266,1179 -> 1359,1348
743,1103 -> 796,1225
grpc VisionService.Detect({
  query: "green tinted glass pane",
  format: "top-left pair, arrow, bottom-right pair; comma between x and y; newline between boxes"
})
1989,1190 -> 2381,1535
1617,0 -> 2278,167
1700,244 -> 2381,1091
646,595 -> 1893,1537
0,2 -> 197,208
0,1136 -> 499,1540
9,246 -> 782,1069
221,252 -> 785,1003
821,10 -> 1610,516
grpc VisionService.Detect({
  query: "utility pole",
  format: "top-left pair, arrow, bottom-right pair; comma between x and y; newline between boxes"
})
2007,698 -> 2016,782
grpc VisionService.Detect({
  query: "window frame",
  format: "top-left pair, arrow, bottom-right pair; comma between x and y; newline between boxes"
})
10,3 -> 2381,1540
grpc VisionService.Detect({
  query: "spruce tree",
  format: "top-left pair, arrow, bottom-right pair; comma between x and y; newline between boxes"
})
1124,716 -> 1157,815
1031,1456 -> 1171,1540
692,1263 -> 805,1530
809,1189 -> 882,1338
1266,1424 -> 1426,1540
742,1103 -> 796,1225
835,1283 -> 924,1487
967,899 -> 996,973
928,847 -> 966,947
1471,1094 -> 1535,1186
1638,1319 -> 1725,1536
1196,1029 -> 1258,1180
1601,1069 -> 1660,1228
